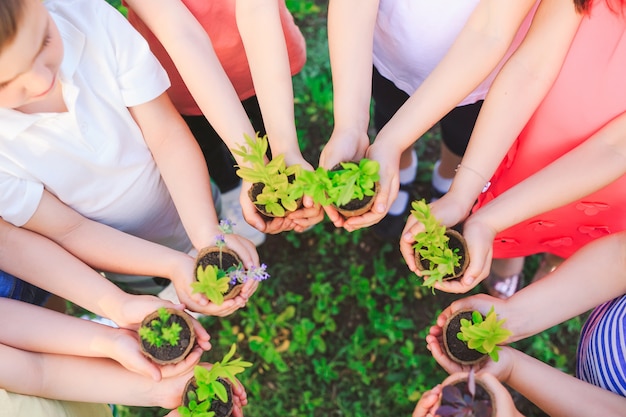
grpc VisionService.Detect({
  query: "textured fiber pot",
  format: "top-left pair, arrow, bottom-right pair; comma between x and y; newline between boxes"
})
195,246 -> 244,301
438,372 -> 496,417
442,310 -> 487,365
329,162 -> 379,218
248,181 -> 303,218
414,228 -> 470,281
139,308 -> 196,365
182,376 -> 234,417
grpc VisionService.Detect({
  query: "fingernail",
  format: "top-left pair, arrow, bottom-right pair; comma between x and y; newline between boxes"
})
376,203 -> 385,213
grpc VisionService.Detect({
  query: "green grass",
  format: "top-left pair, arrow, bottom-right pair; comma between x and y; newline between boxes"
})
106,2 -> 582,416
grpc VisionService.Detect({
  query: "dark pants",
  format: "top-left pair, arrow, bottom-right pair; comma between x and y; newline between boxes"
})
0,270 -> 50,306
372,66 -> 482,157
182,95 -> 268,193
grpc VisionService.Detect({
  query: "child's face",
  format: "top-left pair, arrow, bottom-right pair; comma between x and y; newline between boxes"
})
0,0 -> 63,110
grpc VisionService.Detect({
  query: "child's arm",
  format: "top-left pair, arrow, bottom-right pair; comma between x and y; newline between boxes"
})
318,0 -> 379,228
0,342 -> 191,409
124,0 -> 312,234
436,231 -> 626,341
123,0 -> 257,153
0,298 -> 208,381
400,0 -> 583,270
17,190 -> 206,318
350,0 -> 537,231
427,339 -> 625,416
431,0 -> 583,221
129,93 -> 258,260
490,348 -> 626,417
236,0 -> 324,233
451,111 -> 626,287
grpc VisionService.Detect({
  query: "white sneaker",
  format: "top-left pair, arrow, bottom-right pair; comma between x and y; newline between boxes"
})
220,184 -> 266,246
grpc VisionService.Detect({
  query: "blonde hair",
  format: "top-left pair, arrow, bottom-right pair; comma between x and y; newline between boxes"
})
0,0 -> 25,54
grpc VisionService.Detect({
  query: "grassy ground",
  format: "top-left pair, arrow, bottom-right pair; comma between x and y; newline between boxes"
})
111,2 -> 584,416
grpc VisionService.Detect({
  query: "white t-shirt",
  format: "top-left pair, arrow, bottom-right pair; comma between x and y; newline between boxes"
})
373,0 -> 531,106
0,0 -> 191,253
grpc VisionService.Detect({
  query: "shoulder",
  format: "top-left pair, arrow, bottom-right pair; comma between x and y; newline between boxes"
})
44,0 -> 127,32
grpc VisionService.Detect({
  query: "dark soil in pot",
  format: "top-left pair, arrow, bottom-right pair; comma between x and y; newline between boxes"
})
330,162 -> 379,218
248,182 -> 303,218
195,247 -> 244,300
182,376 -> 234,417
140,308 -> 195,365
443,310 -> 487,365
415,228 -> 470,281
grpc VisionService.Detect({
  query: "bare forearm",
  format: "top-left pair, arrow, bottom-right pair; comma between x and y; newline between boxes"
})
449,0 -> 582,211
503,232 -> 626,340
327,0 -> 378,134
0,299 -> 119,358
0,345 -> 182,408
236,0 -> 299,157
469,111 -> 626,234
125,0 -> 256,162
506,348 -> 626,417
132,94 -> 220,249
374,0 -> 536,154
21,192 -> 193,286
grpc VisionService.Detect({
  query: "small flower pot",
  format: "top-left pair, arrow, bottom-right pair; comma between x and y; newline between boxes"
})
442,310 -> 487,365
248,181 -> 303,218
182,376 -> 234,417
139,308 -> 196,365
195,246 -> 244,301
414,228 -> 470,281
329,162 -> 379,218
438,372 -> 496,417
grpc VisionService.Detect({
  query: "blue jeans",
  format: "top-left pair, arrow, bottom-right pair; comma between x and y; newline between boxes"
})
0,270 -> 50,306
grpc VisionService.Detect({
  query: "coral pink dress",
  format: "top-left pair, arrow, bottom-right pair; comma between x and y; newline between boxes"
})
474,2 -> 626,259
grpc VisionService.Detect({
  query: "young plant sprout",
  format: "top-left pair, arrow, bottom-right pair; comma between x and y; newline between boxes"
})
233,133 -> 303,217
457,306 -> 513,362
192,220 -> 270,305
411,199 -> 462,289
138,307 -> 182,348
178,344 -> 253,417
295,159 -> 380,208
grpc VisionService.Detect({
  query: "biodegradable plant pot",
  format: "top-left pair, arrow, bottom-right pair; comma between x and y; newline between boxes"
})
438,372 -> 496,417
442,310 -> 487,365
195,246 -> 244,301
414,228 -> 470,281
139,308 -> 196,365
248,181 -> 303,218
329,162 -> 379,218
182,376 -> 234,417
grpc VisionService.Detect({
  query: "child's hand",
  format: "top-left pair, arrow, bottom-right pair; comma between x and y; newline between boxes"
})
412,384 -> 442,417
239,181 -> 298,234
98,327 -> 167,381
440,294 -> 516,342
340,141 -> 401,232
425,324 -> 472,375
161,364 -> 249,416
318,127 -> 370,229
400,214 -> 423,272
105,293 -> 180,330
284,155 -> 325,232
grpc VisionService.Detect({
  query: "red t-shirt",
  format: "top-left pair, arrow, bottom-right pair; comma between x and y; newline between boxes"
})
126,0 -> 306,115
474,1 -> 626,259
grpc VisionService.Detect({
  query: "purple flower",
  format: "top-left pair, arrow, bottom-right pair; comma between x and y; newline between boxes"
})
218,219 -> 236,235
227,264 -> 270,285
215,234 -> 226,248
